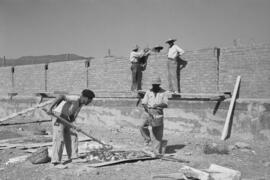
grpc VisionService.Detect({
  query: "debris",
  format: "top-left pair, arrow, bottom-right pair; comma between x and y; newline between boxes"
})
234,142 -> 251,149
208,164 -> 241,180
180,165 -> 211,180
115,167 -> 122,171
263,161 -> 270,167
184,152 -> 192,156
203,142 -> 229,155
5,155 -> 29,165
152,172 -> 187,179
18,127 -> 24,131
86,150 -> 150,162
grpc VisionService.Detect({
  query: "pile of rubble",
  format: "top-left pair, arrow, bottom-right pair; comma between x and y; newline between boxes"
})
85,150 -> 150,162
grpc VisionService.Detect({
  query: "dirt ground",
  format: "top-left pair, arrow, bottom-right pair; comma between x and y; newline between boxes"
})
0,116 -> 270,180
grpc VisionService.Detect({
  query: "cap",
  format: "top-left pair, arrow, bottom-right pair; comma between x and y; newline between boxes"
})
81,89 -> 95,99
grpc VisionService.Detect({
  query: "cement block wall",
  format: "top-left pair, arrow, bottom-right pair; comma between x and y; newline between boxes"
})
0,43 -> 269,98
1,97 -> 269,141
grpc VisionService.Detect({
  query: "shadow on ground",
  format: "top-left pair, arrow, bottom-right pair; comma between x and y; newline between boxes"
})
165,144 -> 185,154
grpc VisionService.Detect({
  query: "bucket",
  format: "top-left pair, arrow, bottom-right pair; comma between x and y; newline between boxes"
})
28,147 -> 50,164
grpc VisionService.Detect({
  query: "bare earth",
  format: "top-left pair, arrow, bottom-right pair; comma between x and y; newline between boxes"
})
0,117 -> 270,180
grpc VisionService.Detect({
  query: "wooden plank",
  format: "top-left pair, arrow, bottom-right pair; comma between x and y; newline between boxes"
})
88,156 -> 157,167
221,76 -> 241,140
0,99 -> 54,123
152,172 -> 187,180
0,137 -> 92,150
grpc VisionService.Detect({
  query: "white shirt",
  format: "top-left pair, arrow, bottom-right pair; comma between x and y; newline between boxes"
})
129,51 -> 144,63
142,88 -> 168,108
168,44 -> 184,59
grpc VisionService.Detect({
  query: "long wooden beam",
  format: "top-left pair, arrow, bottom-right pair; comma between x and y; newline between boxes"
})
0,99 -> 54,123
221,76 -> 241,140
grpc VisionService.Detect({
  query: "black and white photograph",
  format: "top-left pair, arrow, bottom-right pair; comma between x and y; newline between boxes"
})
0,0 -> 270,179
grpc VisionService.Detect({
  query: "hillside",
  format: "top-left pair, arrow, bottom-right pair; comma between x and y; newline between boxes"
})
0,54 -> 93,67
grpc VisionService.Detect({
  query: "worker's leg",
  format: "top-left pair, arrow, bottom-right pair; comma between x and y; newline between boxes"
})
167,59 -> 177,92
51,119 -> 65,164
64,127 -> 78,160
140,114 -> 151,145
137,64 -> 142,90
131,63 -> 138,91
152,124 -> 164,154
176,56 -> 181,93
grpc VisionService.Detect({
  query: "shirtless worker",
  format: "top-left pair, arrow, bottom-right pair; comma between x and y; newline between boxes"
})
48,89 -> 95,166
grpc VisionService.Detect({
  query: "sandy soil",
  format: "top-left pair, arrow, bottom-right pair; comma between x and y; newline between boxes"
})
0,117 -> 270,180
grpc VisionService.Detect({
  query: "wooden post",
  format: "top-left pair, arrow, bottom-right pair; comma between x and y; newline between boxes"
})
85,60 -> 90,88
221,76 -> 241,140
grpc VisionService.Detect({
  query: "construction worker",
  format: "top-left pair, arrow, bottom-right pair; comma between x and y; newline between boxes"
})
140,76 -> 168,155
166,38 -> 185,93
48,89 -> 95,166
129,45 -> 151,91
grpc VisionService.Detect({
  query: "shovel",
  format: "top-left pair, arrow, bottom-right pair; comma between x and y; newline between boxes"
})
43,108 -> 112,150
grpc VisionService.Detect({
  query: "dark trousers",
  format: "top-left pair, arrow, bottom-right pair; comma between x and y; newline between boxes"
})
140,115 -> 164,154
131,63 -> 142,91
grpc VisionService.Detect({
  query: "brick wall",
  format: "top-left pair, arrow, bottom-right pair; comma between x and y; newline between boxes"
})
15,64 -> 45,94
47,61 -> 86,94
0,67 -> 12,94
219,44 -> 270,98
0,43 -> 269,98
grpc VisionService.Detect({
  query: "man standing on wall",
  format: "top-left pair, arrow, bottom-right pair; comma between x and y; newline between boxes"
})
48,89 -> 95,167
166,38 -> 185,93
129,45 -> 151,91
140,76 -> 168,156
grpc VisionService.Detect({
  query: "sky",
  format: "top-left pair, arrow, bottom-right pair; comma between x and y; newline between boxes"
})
0,0 -> 270,58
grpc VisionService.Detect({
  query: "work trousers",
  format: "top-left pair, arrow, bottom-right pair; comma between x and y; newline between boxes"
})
167,57 -> 180,93
131,63 -> 142,91
51,118 -> 78,163
140,112 -> 164,154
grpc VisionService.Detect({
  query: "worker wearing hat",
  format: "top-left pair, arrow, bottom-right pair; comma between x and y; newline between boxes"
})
48,89 -> 95,166
129,45 -> 151,91
140,76 -> 168,155
166,38 -> 185,93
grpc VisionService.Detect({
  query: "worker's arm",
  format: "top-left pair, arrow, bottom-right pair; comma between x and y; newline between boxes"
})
141,91 -> 149,113
175,45 -> 185,56
131,51 -> 144,58
48,95 -> 66,114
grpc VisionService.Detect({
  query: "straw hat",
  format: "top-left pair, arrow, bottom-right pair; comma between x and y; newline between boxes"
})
165,38 -> 177,44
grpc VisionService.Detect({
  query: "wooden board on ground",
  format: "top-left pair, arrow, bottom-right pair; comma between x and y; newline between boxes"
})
87,156 -> 157,167
221,76 -> 241,140
0,137 -> 92,150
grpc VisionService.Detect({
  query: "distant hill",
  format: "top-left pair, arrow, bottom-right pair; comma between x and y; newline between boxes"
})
0,54 -> 93,67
